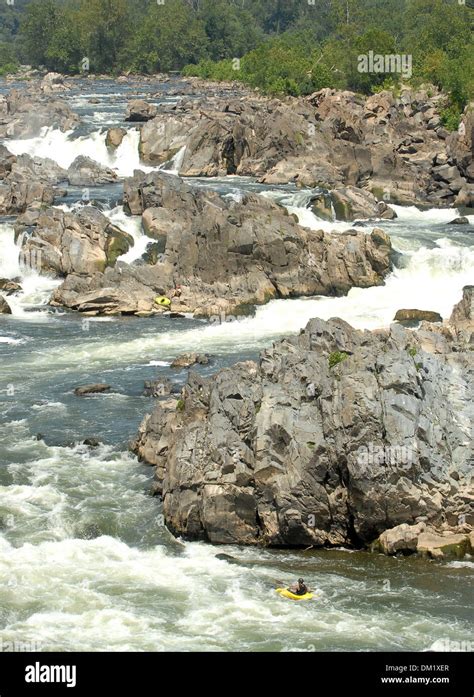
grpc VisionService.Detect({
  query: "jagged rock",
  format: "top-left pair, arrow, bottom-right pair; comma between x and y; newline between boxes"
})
0,295 -> 12,314
0,87 -> 80,139
449,286 -> 474,332
14,207 -> 133,276
67,156 -> 118,186
394,309 -> 443,323
143,379 -> 173,397
0,278 -> 22,295
105,127 -> 127,150
40,72 -> 69,93
53,171 -> 392,316
132,291 -> 474,547
171,353 -> 210,369
137,86 -> 458,206
125,99 -> 158,122
74,384 -> 111,396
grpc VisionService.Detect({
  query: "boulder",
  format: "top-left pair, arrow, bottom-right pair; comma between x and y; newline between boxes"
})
74,384 -> 111,396
0,295 -> 12,314
0,87 -> 80,139
0,278 -> 22,295
105,127 -> 127,150
143,379 -> 173,397
449,216 -> 470,225
394,309 -> 443,323
376,522 -> 426,555
417,532 -> 471,559
329,187 -> 381,221
171,353 -> 210,369
125,99 -> 158,122
40,72 -> 69,93
67,156 -> 118,186
15,207 -> 133,276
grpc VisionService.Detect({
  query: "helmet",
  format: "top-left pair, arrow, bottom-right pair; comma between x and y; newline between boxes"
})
298,578 -> 304,584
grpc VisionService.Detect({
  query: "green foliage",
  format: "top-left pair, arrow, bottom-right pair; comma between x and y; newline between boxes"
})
328,351 -> 350,369
0,0 -> 469,114
408,347 -> 418,357
176,399 -> 185,413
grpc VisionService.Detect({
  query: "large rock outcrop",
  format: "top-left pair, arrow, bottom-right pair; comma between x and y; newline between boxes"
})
14,207 -> 134,276
137,87 -> 473,206
0,86 -> 80,139
50,171 -> 392,316
132,287 -> 473,547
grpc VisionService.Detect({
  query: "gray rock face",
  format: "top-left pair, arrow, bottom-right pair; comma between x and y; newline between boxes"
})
67,156 -> 118,186
52,171 -> 392,316
138,88 -> 472,206
0,87 -> 80,139
133,288 -> 473,547
14,207 -> 134,276
0,148 -> 67,214
106,127 -> 127,150
125,99 -> 157,122
0,294 -> 12,314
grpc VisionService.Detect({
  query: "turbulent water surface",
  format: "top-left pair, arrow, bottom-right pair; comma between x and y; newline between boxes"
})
0,78 -> 472,652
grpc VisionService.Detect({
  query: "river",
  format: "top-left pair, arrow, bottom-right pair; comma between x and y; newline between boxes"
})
0,77 -> 472,652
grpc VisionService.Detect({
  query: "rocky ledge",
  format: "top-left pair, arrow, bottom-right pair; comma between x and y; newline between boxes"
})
48,171 -> 392,317
132,286 -> 473,555
138,85 -> 474,207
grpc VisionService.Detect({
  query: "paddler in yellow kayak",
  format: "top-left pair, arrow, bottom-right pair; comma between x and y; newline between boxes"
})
289,578 -> 310,596
276,577 -> 314,600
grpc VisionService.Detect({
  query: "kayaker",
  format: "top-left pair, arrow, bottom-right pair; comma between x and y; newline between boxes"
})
289,578 -> 309,596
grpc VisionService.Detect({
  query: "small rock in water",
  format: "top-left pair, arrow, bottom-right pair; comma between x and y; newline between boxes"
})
171,353 -> 210,369
83,438 -> 101,447
74,384 -> 111,396
0,294 -> 12,314
449,216 -> 470,225
0,278 -> 22,295
394,309 -> 443,323
143,378 -> 172,397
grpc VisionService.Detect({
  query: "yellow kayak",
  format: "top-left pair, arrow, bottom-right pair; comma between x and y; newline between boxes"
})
276,588 -> 314,601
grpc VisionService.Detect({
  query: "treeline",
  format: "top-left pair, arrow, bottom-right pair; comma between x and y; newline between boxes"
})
0,0 -> 472,121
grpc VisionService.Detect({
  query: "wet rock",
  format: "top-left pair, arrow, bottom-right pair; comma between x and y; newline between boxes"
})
171,353 -> 210,369
74,384 -> 111,396
15,207 -> 133,276
449,216 -> 470,225
40,72 -> 69,93
125,99 -> 158,122
0,278 -> 22,295
417,532 -> 471,559
67,156 -> 118,186
143,379 -> 173,397
105,127 -> 127,150
83,438 -> 101,447
375,522 -> 426,555
0,295 -> 12,314
0,87 -> 80,139
394,309 -> 443,323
